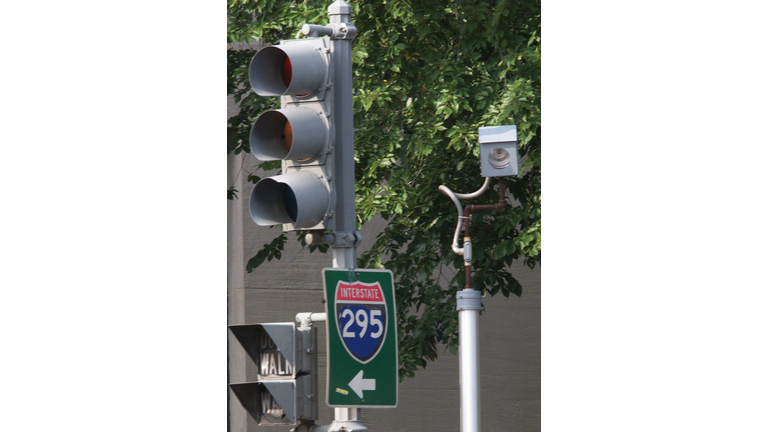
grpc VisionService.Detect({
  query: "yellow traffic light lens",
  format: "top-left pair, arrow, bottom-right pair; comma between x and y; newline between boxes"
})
282,120 -> 293,153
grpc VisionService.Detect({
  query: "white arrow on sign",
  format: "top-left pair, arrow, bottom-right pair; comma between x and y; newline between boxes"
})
348,370 -> 376,398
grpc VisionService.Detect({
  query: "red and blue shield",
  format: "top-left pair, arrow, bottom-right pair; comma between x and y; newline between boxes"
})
334,280 -> 388,364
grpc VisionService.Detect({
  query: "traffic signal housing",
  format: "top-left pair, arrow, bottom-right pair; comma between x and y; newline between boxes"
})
248,37 -> 335,231
228,323 -> 318,426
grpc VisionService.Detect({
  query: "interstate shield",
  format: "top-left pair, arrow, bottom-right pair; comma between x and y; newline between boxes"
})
334,280 -> 387,364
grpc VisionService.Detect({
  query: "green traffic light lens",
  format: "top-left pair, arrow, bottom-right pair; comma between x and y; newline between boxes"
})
285,186 -> 298,223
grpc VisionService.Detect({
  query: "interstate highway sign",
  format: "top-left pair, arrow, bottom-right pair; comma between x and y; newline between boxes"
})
323,268 -> 398,408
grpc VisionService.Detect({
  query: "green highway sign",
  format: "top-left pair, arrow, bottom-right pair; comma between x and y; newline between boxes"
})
323,268 -> 398,408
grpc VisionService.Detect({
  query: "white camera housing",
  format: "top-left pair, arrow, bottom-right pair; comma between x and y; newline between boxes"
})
478,125 -> 519,178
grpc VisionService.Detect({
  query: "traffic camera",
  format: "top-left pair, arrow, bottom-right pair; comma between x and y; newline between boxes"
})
478,125 -> 519,177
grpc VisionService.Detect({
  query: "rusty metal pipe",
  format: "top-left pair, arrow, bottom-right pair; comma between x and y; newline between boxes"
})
461,180 -> 507,289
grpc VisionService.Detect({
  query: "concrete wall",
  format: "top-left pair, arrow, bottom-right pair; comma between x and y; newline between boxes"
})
228,148 -> 541,431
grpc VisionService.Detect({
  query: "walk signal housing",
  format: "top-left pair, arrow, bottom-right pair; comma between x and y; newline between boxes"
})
229,323 -> 318,426
478,125 -> 519,177
248,37 -> 335,231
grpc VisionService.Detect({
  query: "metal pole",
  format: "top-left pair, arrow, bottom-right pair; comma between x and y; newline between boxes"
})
327,2 -> 366,432
329,0 -> 357,251
457,289 -> 482,432
444,180 -> 508,432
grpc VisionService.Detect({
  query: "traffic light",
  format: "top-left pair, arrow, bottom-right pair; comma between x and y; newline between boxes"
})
248,37 -> 335,231
229,323 -> 318,426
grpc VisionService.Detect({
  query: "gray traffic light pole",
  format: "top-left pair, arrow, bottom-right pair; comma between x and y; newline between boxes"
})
328,2 -> 364,430
304,2 -> 366,431
329,0 -> 358,259
302,0 -> 361,262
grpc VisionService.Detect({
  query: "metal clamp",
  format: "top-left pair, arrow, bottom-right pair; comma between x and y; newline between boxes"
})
329,22 -> 357,40
330,231 -> 362,248
463,239 -> 472,266
456,289 -> 482,311
306,230 -> 363,248
295,312 -> 327,329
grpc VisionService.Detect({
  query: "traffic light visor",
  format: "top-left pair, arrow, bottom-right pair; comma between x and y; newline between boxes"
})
250,172 -> 330,229
250,108 -> 327,162
249,43 -> 327,97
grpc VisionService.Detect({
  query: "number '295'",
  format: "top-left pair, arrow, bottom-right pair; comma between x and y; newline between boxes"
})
340,308 -> 383,339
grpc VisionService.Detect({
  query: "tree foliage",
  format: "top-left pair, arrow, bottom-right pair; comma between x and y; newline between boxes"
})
228,0 -> 540,381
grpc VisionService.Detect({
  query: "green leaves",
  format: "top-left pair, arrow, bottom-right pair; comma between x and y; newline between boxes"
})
228,0 -> 540,381
245,232 -> 287,273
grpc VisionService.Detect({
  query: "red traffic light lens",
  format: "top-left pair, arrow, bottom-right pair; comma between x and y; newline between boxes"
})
282,56 -> 309,98
282,57 -> 292,88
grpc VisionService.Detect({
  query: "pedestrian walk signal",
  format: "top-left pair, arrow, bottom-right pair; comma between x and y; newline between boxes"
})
228,323 -> 318,426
